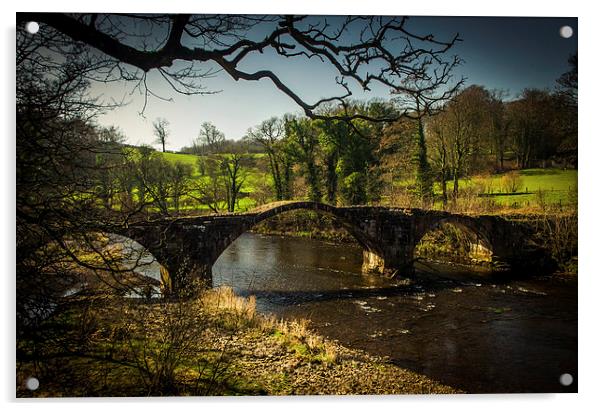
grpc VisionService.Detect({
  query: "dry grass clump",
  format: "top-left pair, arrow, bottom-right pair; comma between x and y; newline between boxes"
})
263,316 -> 338,364
200,286 -> 256,321
200,287 -> 338,364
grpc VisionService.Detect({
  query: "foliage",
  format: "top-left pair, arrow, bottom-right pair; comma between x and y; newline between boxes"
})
412,118 -> 433,204
285,117 -> 323,202
340,172 -> 368,205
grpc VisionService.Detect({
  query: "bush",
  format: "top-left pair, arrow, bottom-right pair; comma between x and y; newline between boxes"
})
501,171 -> 524,193
536,212 -> 578,273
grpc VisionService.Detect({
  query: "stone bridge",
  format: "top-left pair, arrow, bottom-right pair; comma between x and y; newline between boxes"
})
119,201 -> 552,294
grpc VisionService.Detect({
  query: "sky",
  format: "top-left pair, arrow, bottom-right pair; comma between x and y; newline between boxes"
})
89,16 -> 578,151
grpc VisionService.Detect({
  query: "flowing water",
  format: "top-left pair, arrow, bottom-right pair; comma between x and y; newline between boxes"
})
213,232 -> 577,393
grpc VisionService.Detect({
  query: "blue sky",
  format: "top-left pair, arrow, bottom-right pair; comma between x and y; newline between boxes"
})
91,16 -> 577,151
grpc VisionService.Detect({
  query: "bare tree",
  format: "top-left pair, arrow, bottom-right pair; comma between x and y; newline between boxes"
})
245,117 -> 288,201
556,53 -> 577,109
431,86 -> 491,200
189,158 -> 228,213
16,24 -> 158,336
221,152 -> 249,213
196,122 -> 225,155
153,118 -> 170,153
17,13 -> 462,122
189,151 -> 249,213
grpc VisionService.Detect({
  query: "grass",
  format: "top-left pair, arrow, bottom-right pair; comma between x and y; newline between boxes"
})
463,168 -> 577,207
160,152 -> 203,176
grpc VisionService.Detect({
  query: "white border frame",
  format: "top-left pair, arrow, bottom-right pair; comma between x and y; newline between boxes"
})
2,1 -> 599,410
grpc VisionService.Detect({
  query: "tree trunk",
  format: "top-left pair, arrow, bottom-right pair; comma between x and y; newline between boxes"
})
282,161 -> 292,200
499,149 -> 504,171
452,168 -> 459,200
325,152 -> 337,204
413,117 -> 432,203
267,151 -> 283,200
306,161 -> 321,203
441,175 -> 448,206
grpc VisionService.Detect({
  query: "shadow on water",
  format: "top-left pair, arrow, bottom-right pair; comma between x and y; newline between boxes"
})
213,232 -> 577,394
232,264 -> 520,308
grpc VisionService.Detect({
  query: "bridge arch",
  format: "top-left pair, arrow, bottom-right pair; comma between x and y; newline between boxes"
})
214,201 -> 385,275
412,214 -> 495,265
28,231 -> 169,298
250,202 -> 372,245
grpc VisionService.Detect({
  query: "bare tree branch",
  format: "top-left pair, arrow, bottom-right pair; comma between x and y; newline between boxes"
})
17,13 -> 463,122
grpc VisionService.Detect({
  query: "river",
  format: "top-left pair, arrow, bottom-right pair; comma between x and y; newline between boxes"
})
212,232 -> 577,394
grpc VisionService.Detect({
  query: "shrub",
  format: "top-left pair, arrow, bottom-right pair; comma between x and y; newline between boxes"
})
501,171 -> 524,193
536,212 -> 578,273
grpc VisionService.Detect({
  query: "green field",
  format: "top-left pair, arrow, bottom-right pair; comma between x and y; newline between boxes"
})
458,168 -> 577,208
160,152 -> 203,175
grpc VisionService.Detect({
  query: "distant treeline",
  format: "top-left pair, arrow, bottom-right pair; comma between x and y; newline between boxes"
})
179,138 -> 265,155
108,56 -> 577,212
158,54 -> 578,208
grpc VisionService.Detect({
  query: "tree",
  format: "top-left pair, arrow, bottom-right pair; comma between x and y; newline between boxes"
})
19,13 -> 461,122
131,145 -> 156,209
221,152 -> 249,213
316,118 -> 344,204
412,116 -> 433,203
114,149 -> 139,212
389,40 -> 464,204
378,117 -> 416,202
190,150 -> 250,213
137,155 -> 173,215
190,157 -> 228,213
16,24 -> 154,335
170,162 -> 194,213
507,89 -> 559,169
554,54 -> 578,167
426,115 -> 450,206
432,86 -> 492,200
246,117 -> 291,201
556,53 -> 577,109
196,122 -> 226,155
313,101 -> 393,205
153,118 -> 170,152
488,90 -> 511,171
285,117 -> 322,203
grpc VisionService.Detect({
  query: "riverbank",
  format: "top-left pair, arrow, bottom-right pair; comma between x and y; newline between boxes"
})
17,286 -> 459,397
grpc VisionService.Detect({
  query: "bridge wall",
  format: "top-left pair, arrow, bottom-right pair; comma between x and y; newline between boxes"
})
123,203 -> 553,295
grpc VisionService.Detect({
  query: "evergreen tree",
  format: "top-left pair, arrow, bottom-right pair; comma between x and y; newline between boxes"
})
413,118 -> 433,204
